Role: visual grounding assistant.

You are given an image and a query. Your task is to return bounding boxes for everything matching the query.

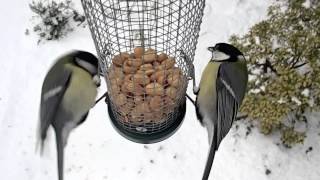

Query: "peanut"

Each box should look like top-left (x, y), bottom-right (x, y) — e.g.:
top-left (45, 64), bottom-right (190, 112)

top-left (134, 96), bottom-right (144, 104)
top-left (158, 53), bottom-right (168, 62)
top-left (166, 86), bottom-right (178, 99)
top-left (137, 69), bottom-right (155, 76)
top-left (145, 82), bottom-right (165, 96)
top-left (153, 61), bottom-right (161, 67)
top-left (155, 65), bottom-right (165, 71)
top-left (135, 102), bottom-right (151, 113)
top-left (157, 74), bottom-right (167, 85)
top-left (168, 67), bottom-right (182, 76)
top-left (108, 65), bottom-right (124, 78)
top-left (163, 96), bottom-right (175, 114)
top-left (161, 57), bottom-right (175, 69)
top-left (133, 73), bottom-right (150, 86)
top-left (126, 81), bottom-right (145, 95)
top-left (167, 74), bottom-right (181, 88)
top-left (163, 96), bottom-right (174, 106)
top-left (121, 81), bottom-right (129, 93)
top-left (131, 102), bottom-right (151, 123)
top-left (134, 47), bottom-right (144, 58)
top-left (110, 81), bottom-right (120, 94)
top-left (111, 77), bottom-right (123, 86)
top-left (155, 70), bottom-right (167, 77)
top-left (145, 69), bottom-right (156, 76)
top-left (114, 93), bottom-right (127, 106)
top-left (139, 64), bottom-right (153, 71)
top-left (124, 74), bottom-right (133, 82)
top-left (112, 54), bottom-right (125, 67)
top-left (150, 70), bottom-right (167, 81)
top-left (119, 101), bottom-right (134, 116)
top-left (120, 52), bottom-right (130, 59)
top-left (149, 96), bottom-right (163, 110)
top-left (130, 113), bottom-right (143, 123)
top-left (123, 61), bottom-right (138, 74)
top-left (142, 50), bottom-right (157, 63)
top-left (127, 58), bottom-right (143, 67)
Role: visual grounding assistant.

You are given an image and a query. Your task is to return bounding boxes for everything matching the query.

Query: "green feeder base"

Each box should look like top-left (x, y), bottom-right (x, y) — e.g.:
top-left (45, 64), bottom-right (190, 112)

top-left (105, 94), bottom-right (186, 144)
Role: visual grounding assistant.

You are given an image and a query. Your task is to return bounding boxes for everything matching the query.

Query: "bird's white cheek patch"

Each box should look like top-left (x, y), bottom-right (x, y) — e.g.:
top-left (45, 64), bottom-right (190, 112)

top-left (43, 86), bottom-right (63, 101)
top-left (76, 58), bottom-right (97, 75)
top-left (212, 51), bottom-right (230, 61)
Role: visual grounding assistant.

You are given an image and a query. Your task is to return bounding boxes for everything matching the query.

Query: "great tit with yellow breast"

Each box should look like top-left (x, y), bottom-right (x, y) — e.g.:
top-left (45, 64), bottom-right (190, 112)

top-left (38, 50), bottom-right (101, 180)
top-left (193, 43), bottom-right (248, 180)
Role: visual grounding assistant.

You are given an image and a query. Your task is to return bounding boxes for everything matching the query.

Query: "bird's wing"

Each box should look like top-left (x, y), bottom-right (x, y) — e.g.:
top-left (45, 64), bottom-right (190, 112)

top-left (201, 64), bottom-right (240, 180)
top-left (39, 67), bottom-right (72, 150)
top-left (216, 62), bottom-right (247, 144)
top-left (218, 62), bottom-right (248, 104)
top-left (216, 77), bottom-right (238, 146)
top-left (202, 80), bottom-right (238, 180)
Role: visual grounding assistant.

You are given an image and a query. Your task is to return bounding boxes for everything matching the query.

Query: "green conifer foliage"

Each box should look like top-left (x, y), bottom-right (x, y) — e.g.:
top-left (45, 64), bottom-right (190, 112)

top-left (230, 0), bottom-right (319, 146)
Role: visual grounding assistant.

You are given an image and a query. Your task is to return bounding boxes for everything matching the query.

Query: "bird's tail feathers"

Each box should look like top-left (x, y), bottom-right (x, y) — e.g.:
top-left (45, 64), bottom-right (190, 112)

top-left (202, 126), bottom-right (217, 180)
top-left (35, 119), bottom-right (46, 156)
top-left (35, 139), bottom-right (45, 156)
top-left (55, 131), bottom-right (64, 180)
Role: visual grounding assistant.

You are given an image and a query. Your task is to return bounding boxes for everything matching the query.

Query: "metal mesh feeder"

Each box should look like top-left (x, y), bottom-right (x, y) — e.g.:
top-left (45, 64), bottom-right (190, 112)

top-left (81, 0), bottom-right (205, 143)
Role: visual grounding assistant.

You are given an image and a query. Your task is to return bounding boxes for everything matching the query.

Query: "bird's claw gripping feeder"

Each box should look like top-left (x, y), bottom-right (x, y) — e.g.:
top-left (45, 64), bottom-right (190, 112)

top-left (81, 0), bottom-right (205, 143)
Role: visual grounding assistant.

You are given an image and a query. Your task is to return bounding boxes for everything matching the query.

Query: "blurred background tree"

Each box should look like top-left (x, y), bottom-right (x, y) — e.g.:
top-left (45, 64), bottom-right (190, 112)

top-left (230, 0), bottom-right (320, 147)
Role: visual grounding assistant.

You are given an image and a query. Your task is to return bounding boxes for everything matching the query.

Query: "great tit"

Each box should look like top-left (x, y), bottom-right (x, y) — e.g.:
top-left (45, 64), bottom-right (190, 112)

top-left (38, 50), bottom-right (101, 180)
top-left (193, 43), bottom-right (248, 180)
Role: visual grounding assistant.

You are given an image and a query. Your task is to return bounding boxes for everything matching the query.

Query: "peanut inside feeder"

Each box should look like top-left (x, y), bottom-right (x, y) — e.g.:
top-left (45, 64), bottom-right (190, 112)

top-left (108, 47), bottom-right (186, 125)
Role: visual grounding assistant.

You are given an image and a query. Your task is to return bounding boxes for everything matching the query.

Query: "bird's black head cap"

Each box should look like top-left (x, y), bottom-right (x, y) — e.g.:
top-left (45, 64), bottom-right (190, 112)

top-left (73, 50), bottom-right (101, 86)
top-left (73, 51), bottom-right (100, 75)
top-left (208, 43), bottom-right (245, 62)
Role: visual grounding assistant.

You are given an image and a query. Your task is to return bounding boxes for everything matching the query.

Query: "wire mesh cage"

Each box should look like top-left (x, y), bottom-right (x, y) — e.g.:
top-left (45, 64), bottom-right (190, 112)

top-left (81, 0), bottom-right (205, 143)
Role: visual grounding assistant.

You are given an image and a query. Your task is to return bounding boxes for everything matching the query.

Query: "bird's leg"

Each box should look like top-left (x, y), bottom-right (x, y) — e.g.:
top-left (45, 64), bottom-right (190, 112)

top-left (193, 86), bottom-right (200, 95)
top-left (188, 76), bottom-right (199, 95)
top-left (95, 91), bottom-right (108, 105)
top-left (192, 74), bottom-right (199, 94)
top-left (188, 64), bottom-right (199, 95)
top-left (186, 93), bottom-right (195, 106)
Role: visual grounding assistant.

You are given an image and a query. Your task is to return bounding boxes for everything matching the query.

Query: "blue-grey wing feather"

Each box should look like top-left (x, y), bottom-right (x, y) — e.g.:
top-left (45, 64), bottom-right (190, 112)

top-left (216, 78), bottom-right (238, 146)
top-left (218, 62), bottom-right (247, 104)
top-left (40, 68), bottom-right (72, 141)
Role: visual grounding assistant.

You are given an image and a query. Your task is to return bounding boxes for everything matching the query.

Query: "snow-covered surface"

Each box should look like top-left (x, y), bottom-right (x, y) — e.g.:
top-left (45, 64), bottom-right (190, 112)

top-left (1, 0), bottom-right (320, 180)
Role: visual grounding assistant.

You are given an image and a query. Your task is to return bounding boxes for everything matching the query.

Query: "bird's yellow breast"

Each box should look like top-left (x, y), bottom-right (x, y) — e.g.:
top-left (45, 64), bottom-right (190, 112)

top-left (197, 62), bottom-right (221, 113)
top-left (63, 65), bottom-right (97, 116)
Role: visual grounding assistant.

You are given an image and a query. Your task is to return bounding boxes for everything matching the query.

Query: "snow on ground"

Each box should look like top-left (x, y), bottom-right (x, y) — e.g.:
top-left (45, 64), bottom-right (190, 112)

top-left (0, 0), bottom-right (319, 180)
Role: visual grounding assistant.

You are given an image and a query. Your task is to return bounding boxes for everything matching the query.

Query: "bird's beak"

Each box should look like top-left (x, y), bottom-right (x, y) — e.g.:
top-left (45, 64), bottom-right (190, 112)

top-left (93, 75), bottom-right (101, 87)
top-left (208, 46), bottom-right (217, 61)
top-left (207, 46), bottom-right (216, 52)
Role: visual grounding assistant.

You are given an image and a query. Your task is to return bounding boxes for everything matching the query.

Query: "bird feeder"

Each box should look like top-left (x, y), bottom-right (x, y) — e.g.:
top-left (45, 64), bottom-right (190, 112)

top-left (81, 0), bottom-right (205, 143)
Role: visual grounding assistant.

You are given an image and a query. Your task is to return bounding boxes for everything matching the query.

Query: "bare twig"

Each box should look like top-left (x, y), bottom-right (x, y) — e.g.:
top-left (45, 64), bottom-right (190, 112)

top-left (235, 114), bottom-right (248, 121)
top-left (256, 58), bottom-right (278, 75)
top-left (292, 62), bottom-right (308, 69)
